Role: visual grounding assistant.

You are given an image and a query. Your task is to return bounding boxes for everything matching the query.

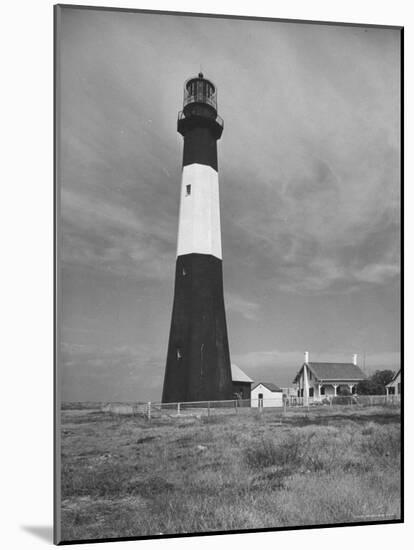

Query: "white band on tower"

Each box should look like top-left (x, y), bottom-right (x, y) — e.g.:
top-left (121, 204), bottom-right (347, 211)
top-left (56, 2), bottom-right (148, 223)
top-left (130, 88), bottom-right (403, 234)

top-left (176, 163), bottom-right (222, 259)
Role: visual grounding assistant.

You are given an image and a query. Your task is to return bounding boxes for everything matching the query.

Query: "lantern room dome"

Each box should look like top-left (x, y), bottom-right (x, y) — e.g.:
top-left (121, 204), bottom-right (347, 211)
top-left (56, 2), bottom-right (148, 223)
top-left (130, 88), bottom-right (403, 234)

top-left (183, 73), bottom-right (217, 113)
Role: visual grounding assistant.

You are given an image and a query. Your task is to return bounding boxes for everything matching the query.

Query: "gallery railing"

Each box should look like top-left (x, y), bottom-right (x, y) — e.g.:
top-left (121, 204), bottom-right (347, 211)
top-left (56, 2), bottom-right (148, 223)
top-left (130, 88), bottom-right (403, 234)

top-left (177, 109), bottom-right (224, 129)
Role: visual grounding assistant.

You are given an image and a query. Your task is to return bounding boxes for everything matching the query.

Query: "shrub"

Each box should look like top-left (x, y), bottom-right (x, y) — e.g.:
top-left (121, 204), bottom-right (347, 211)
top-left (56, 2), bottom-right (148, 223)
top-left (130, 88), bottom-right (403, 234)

top-left (244, 434), bottom-right (302, 470)
top-left (331, 396), bottom-right (353, 405)
top-left (360, 425), bottom-right (400, 463)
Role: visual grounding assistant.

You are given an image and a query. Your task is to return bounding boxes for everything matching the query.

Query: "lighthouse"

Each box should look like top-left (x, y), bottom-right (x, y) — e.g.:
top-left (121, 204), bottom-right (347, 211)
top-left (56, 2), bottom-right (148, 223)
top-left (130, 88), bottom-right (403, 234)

top-left (162, 73), bottom-right (233, 403)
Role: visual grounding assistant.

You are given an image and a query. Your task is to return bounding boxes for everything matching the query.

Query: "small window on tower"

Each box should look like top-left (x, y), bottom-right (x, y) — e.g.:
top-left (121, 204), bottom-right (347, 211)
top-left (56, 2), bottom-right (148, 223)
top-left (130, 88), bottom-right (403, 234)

top-left (177, 348), bottom-right (182, 360)
top-left (186, 184), bottom-right (191, 196)
top-left (182, 267), bottom-right (187, 276)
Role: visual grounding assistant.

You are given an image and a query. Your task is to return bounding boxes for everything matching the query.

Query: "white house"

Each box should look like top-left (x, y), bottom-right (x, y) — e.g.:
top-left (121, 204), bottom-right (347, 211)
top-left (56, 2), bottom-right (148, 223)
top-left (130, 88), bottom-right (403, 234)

top-left (293, 352), bottom-right (366, 405)
top-left (385, 369), bottom-right (401, 396)
top-left (251, 382), bottom-right (283, 408)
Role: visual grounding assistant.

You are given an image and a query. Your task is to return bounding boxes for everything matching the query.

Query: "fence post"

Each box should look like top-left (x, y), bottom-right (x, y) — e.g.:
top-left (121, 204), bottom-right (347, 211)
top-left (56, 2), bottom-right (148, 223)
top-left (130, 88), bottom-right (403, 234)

top-left (177, 402), bottom-right (180, 415)
top-left (208, 401), bottom-right (210, 418)
top-left (235, 400), bottom-right (238, 414)
top-left (147, 401), bottom-right (151, 422)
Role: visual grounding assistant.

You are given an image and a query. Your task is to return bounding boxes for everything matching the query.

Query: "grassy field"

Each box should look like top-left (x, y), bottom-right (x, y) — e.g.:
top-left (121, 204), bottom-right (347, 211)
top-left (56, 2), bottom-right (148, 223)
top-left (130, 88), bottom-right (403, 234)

top-left (60, 405), bottom-right (401, 542)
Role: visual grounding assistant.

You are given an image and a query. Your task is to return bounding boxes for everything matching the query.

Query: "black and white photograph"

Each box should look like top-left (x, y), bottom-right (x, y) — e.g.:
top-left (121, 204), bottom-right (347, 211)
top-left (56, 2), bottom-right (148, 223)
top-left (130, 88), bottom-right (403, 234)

top-left (54, 5), bottom-right (402, 544)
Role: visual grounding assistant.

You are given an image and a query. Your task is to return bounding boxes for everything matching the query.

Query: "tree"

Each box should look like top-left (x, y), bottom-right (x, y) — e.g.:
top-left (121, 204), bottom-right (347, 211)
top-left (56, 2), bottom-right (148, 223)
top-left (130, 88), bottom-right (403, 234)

top-left (357, 369), bottom-right (395, 395)
top-left (371, 370), bottom-right (395, 389)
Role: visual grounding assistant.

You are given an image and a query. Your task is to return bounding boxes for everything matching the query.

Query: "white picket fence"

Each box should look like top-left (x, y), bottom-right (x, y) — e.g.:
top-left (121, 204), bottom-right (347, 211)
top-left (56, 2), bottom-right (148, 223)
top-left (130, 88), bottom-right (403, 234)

top-left (101, 394), bottom-right (400, 420)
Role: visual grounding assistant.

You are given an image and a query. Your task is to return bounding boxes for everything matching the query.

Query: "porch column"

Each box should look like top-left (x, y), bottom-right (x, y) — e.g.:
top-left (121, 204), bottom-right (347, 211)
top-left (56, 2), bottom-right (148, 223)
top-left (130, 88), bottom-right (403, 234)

top-left (318, 384), bottom-right (322, 399)
top-left (333, 384), bottom-right (338, 397)
top-left (303, 365), bottom-right (309, 406)
top-left (348, 384), bottom-right (354, 395)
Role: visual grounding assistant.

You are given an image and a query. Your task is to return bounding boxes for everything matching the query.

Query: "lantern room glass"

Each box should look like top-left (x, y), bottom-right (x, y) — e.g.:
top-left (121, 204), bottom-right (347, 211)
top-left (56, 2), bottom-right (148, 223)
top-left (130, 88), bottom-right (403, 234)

top-left (183, 74), bottom-right (217, 111)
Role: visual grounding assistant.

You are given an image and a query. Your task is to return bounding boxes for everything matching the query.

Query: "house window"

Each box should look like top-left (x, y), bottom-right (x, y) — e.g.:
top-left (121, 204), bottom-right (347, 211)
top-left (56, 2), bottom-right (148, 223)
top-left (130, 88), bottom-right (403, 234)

top-left (397, 383), bottom-right (401, 394)
top-left (186, 184), bottom-right (191, 196)
top-left (388, 386), bottom-right (395, 395)
top-left (320, 386), bottom-right (325, 395)
top-left (309, 387), bottom-right (314, 397)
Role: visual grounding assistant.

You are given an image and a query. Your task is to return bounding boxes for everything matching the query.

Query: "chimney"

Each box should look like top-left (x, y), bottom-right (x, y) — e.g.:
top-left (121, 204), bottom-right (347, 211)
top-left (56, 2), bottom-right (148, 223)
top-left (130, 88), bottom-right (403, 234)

top-left (353, 353), bottom-right (358, 365)
top-left (304, 351), bottom-right (309, 364)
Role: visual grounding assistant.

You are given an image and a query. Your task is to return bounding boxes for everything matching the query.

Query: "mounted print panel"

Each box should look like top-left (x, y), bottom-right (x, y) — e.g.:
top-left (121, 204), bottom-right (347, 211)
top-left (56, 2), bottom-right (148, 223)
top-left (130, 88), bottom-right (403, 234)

top-left (54, 5), bottom-right (403, 545)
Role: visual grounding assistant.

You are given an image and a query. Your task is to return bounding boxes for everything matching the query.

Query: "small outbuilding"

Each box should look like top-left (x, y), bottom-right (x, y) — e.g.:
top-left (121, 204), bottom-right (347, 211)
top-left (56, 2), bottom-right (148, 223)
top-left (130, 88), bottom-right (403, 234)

top-left (251, 382), bottom-right (283, 408)
top-left (231, 363), bottom-right (253, 402)
top-left (385, 369), bottom-right (401, 396)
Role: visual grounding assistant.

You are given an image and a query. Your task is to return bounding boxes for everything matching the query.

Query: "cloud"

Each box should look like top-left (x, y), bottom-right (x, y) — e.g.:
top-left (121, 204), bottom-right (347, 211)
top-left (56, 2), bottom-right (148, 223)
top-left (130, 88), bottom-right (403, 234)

top-left (355, 263), bottom-right (400, 284)
top-left (61, 342), bottom-right (165, 401)
top-left (233, 349), bottom-right (400, 369)
top-left (224, 146), bottom-right (400, 295)
top-left (61, 186), bottom-right (177, 281)
top-left (232, 349), bottom-right (304, 370)
top-left (225, 292), bottom-right (261, 321)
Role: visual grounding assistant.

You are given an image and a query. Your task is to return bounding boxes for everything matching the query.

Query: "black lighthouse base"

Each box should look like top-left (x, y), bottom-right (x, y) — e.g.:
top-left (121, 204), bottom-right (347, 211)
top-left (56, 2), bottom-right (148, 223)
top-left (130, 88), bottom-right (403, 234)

top-left (162, 253), bottom-right (233, 403)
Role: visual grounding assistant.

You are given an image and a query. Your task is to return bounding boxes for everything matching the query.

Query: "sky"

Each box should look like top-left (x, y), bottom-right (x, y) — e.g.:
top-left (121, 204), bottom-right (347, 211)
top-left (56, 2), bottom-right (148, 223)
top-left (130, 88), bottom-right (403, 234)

top-left (58, 7), bottom-right (401, 402)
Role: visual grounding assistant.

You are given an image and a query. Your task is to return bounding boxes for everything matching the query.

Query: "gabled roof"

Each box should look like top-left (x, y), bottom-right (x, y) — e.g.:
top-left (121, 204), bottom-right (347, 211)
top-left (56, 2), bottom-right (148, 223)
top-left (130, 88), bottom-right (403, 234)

top-left (293, 362), bottom-right (366, 383)
top-left (231, 363), bottom-right (253, 383)
top-left (252, 382), bottom-right (283, 392)
top-left (386, 369), bottom-right (401, 386)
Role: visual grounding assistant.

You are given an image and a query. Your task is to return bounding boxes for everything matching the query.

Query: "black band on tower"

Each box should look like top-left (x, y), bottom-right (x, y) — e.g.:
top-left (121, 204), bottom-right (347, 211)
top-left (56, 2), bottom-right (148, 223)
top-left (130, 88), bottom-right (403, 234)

top-left (162, 254), bottom-right (233, 403)
top-left (182, 127), bottom-right (218, 171)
